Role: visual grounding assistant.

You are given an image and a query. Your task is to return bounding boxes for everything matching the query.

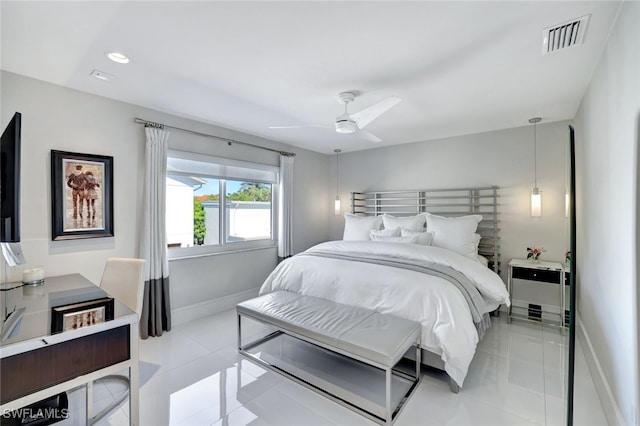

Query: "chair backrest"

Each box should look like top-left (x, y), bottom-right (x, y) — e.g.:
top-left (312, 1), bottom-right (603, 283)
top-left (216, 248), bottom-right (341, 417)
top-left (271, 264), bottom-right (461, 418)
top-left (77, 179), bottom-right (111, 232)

top-left (99, 258), bottom-right (146, 316)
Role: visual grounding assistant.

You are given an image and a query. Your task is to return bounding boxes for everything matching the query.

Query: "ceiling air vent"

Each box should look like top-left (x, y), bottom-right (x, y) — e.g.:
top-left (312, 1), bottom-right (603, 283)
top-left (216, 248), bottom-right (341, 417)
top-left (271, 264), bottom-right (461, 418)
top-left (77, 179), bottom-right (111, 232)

top-left (542, 15), bottom-right (590, 55)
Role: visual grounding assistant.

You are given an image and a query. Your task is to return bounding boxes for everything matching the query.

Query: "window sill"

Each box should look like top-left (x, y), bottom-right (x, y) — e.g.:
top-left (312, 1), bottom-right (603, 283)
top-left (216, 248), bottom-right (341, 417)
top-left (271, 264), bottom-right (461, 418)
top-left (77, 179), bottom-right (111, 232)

top-left (168, 243), bottom-right (277, 261)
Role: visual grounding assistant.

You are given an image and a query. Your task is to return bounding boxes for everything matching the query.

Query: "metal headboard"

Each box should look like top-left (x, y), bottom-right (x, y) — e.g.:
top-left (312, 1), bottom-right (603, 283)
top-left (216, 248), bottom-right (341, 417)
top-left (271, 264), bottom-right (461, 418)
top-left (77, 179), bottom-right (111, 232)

top-left (350, 186), bottom-right (500, 273)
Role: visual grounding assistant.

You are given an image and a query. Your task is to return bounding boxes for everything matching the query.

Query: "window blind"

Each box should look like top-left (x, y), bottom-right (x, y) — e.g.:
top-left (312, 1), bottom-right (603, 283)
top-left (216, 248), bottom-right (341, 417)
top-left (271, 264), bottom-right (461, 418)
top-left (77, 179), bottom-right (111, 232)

top-left (167, 149), bottom-right (279, 183)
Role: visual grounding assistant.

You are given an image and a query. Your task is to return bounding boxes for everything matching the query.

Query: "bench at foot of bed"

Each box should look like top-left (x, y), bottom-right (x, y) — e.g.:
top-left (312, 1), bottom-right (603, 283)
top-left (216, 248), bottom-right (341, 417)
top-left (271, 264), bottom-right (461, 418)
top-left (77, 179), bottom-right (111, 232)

top-left (236, 291), bottom-right (422, 425)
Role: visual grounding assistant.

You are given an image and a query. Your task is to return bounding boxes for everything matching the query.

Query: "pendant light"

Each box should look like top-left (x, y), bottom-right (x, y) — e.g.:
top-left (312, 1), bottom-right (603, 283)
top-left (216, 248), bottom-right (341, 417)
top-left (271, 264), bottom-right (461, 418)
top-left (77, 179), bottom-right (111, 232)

top-left (529, 117), bottom-right (542, 217)
top-left (334, 149), bottom-right (341, 215)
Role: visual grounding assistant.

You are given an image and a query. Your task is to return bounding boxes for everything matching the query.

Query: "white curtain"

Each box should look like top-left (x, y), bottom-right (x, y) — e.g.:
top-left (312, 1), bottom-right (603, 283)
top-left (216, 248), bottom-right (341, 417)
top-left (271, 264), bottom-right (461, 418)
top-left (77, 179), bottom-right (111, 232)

top-left (278, 154), bottom-right (295, 258)
top-left (139, 126), bottom-right (171, 339)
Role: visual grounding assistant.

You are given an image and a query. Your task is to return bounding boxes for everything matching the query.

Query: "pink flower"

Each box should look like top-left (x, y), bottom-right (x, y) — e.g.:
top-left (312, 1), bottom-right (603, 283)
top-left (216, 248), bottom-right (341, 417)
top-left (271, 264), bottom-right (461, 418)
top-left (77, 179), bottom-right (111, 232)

top-left (527, 246), bottom-right (546, 260)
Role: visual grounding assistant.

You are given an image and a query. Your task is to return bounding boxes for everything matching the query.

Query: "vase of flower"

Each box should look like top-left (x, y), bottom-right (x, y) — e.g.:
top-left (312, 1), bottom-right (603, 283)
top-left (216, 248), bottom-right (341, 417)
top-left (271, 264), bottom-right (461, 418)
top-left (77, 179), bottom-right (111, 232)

top-left (527, 246), bottom-right (545, 263)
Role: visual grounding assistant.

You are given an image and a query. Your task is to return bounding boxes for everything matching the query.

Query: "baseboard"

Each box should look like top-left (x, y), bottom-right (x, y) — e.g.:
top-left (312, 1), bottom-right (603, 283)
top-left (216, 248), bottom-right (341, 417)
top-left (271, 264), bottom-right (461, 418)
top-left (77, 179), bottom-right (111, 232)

top-left (172, 288), bottom-right (259, 326)
top-left (577, 315), bottom-right (626, 426)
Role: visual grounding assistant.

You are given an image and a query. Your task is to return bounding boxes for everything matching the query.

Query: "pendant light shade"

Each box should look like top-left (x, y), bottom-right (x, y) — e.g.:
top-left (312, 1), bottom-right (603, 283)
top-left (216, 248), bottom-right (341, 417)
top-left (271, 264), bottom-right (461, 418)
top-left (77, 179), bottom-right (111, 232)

top-left (334, 149), bottom-right (341, 216)
top-left (529, 117), bottom-right (542, 217)
top-left (531, 187), bottom-right (542, 217)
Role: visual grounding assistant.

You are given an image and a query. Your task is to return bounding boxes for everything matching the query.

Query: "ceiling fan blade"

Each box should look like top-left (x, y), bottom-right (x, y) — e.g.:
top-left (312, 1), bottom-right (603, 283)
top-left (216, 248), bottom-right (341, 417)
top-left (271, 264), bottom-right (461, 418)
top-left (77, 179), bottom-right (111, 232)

top-left (351, 96), bottom-right (401, 129)
top-left (358, 130), bottom-right (382, 143)
top-left (269, 125), bottom-right (307, 129)
top-left (268, 124), bottom-right (331, 129)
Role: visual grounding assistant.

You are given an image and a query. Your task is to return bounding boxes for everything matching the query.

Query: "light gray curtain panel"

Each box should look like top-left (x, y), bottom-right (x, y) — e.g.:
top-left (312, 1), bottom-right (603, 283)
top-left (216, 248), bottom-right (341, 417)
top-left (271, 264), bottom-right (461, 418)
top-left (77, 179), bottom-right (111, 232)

top-left (278, 154), bottom-right (294, 258)
top-left (139, 126), bottom-right (172, 338)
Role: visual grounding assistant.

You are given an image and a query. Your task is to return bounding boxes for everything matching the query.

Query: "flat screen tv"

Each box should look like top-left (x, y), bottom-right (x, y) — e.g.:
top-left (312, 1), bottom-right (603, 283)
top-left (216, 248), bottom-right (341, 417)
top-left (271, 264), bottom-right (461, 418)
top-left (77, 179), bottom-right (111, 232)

top-left (1, 112), bottom-right (22, 242)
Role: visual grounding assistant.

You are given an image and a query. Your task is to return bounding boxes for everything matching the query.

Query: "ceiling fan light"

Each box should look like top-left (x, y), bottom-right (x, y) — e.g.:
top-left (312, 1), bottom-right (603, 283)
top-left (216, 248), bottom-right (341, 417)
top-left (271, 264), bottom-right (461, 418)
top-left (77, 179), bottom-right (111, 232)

top-left (335, 120), bottom-right (357, 134)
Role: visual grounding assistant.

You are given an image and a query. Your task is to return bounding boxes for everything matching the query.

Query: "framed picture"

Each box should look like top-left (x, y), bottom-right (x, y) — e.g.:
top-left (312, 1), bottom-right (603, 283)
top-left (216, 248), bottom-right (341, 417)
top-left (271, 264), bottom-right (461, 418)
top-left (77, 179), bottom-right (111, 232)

top-left (51, 297), bottom-right (114, 334)
top-left (51, 150), bottom-right (114, 240)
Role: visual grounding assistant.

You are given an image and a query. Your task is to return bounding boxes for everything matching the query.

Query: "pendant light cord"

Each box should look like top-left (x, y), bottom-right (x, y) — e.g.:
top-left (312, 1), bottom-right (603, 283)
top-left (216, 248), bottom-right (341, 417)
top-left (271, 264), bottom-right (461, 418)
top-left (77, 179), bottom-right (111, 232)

top-left (534, 121), bottom-right (538, 188)
top-left (334, 149), bottom-right (341, 197)
top-left (529, 117), bottom-right (541, 189)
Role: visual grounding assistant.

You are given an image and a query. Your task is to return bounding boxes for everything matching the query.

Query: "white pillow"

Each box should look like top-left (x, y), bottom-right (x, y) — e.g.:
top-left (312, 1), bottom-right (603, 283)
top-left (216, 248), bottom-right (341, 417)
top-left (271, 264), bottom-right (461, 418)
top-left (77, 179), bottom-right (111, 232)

top-left (370, 228), bottom-right (400, 239)
top-left (474, 233), bottom-right (481, 258)
top-left (478, 254), bottom-right (489, 268)
top-left (370, 235), bottom-right (419, 243)
top-left (343, 213), bottom-right (383, 241)
top-left (400, 228), bottom-right (435, 246)
top-left (426, 213), bottom-right (482, 259)
top-left (382, 214), bottom-right (426, 232)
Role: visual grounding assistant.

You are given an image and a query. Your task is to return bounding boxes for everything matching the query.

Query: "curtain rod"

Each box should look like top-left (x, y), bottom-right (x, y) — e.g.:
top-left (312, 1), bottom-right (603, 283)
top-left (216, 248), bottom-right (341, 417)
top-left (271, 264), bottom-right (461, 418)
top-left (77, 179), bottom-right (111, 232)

top-left (134, 118), bottom-right (296, 157)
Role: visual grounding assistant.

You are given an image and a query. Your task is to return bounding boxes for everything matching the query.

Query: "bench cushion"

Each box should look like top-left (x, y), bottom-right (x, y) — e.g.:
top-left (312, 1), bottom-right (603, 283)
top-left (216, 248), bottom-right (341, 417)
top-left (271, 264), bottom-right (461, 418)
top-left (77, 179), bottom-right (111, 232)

top-left (237, 291), bottom-right (421, 367)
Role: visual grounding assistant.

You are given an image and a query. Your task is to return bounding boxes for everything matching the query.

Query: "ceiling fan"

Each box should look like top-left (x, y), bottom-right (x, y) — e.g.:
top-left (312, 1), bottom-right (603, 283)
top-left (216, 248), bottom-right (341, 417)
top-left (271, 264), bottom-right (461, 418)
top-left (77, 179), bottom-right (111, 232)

top-left (269, 92), bottom-right (401, 143)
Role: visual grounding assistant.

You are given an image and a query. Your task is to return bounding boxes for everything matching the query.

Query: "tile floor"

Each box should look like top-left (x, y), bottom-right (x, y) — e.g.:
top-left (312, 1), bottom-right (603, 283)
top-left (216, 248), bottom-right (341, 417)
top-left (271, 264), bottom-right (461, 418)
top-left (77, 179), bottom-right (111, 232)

top-left (63, 310), bottom-right (608, 426)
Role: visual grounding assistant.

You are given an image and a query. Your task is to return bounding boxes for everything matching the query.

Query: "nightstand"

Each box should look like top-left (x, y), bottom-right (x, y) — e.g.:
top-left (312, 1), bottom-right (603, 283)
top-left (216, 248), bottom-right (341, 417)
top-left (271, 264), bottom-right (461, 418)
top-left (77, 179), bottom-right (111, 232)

top-left (507, 258), bottom-right (566, 330)
top-left (564, 265), bottom-right (571, 325)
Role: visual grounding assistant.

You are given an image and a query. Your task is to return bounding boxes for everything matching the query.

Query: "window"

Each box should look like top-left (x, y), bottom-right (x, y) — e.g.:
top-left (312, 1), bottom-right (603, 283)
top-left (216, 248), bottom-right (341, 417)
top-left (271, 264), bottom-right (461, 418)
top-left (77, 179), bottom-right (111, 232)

top-left (165, 150), bottom-right (278, 257)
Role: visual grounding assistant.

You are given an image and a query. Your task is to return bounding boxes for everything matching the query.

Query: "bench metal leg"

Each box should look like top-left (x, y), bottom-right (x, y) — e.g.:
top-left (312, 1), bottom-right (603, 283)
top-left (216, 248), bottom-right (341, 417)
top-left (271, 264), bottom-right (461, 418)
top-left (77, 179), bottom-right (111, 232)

top-left (237, 312), bottom-right (242, 350)
top-left (386, 367), bottom-right (392, 425)
top-left (415, 340), bottom-right (421, 381)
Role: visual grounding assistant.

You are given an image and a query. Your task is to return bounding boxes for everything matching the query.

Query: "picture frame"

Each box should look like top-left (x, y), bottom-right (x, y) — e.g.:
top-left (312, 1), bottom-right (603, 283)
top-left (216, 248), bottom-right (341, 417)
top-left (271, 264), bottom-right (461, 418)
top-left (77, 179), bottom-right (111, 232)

top-left (51, 150), bottom-right (114, 240)
top-left (51, 297), bottom-right (114, 334)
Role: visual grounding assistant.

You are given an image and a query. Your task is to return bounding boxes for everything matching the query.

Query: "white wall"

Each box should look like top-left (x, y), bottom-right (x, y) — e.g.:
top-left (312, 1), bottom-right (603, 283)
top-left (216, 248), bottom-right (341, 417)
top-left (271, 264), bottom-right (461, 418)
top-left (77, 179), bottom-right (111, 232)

top-left (0, 71), bottom-right (330, 316)
top-left (573, 2), bottom-right (639, 424)
top-left (166, 177), bottom-right (194, 247)
top-left (1, 72), bottom-right (145, 284)
top-left (226, 202), bottom-right (271, 240)
top-left (330, 121), bottom-right (571, 283)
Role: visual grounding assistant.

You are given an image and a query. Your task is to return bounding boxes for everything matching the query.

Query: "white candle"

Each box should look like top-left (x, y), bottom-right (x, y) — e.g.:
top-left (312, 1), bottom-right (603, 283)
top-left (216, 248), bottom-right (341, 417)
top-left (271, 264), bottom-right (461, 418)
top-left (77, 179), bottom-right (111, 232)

top-left (23, 267), bottom-right (44, 283)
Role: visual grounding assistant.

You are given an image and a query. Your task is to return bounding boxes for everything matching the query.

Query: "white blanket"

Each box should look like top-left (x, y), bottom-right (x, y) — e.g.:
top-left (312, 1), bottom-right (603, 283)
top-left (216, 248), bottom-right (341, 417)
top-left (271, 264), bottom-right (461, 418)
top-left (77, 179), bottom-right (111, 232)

top-left (259, 241), bottom-right (509, 387)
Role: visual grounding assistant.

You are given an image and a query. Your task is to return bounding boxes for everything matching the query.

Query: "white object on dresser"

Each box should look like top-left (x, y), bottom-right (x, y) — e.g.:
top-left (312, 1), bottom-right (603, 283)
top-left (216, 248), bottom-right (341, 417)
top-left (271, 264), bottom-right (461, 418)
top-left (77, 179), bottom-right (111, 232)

top-left (22, 267), bottom-right (45, 283)
top-left (507, 258), bottom-right (566, 331)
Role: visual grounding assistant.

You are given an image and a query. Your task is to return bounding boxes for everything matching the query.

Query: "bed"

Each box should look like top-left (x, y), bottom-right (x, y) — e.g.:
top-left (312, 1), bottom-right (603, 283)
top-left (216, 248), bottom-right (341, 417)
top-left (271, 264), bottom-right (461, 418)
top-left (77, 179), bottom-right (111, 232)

top-left (259, 187), bottom-right (509, 391)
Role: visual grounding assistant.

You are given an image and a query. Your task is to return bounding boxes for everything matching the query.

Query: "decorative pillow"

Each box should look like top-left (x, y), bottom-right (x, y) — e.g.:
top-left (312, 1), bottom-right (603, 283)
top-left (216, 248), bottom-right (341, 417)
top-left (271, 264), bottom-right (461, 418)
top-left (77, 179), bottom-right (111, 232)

top-left (370, 228), bottom-right (400, 239)
top-left (343, 213), bottom-right (383, 241)
top-left (426, 213), bottom-right (483, 259)
top-left (400, 228), bottom-right (435, 246)
top-left (370, 235), bottom-right (419, 243)
top-left (382, 214), bottom-right (426, 232)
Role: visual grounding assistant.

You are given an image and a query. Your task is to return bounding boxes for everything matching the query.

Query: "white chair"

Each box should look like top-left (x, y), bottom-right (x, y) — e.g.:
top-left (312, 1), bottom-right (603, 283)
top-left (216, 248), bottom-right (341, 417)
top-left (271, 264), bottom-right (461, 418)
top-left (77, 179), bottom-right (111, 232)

top-left (90, 257), bottom-right (145, 425)
top-left (99, 258), bottom-right (146, 317)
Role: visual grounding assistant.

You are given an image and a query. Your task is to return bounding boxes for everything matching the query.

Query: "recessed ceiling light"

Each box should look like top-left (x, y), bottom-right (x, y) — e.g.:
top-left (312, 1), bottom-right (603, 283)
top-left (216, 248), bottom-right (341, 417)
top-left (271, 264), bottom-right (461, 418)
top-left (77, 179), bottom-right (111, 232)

top-left (106, 52), bottom-right (130, 64)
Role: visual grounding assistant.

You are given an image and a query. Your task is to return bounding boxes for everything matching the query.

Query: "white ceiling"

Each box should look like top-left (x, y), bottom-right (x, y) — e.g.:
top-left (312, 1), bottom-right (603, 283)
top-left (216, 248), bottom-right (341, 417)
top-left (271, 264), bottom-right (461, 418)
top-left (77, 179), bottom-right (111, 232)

top-left (1, 1), bottom-right (622, 154)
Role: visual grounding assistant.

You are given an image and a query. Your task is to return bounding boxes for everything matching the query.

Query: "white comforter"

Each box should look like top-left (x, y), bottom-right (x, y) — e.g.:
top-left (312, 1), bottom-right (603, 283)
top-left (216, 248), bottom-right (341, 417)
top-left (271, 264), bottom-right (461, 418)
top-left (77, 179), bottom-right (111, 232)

top-left (259, 240), bottom-right (510, 387)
